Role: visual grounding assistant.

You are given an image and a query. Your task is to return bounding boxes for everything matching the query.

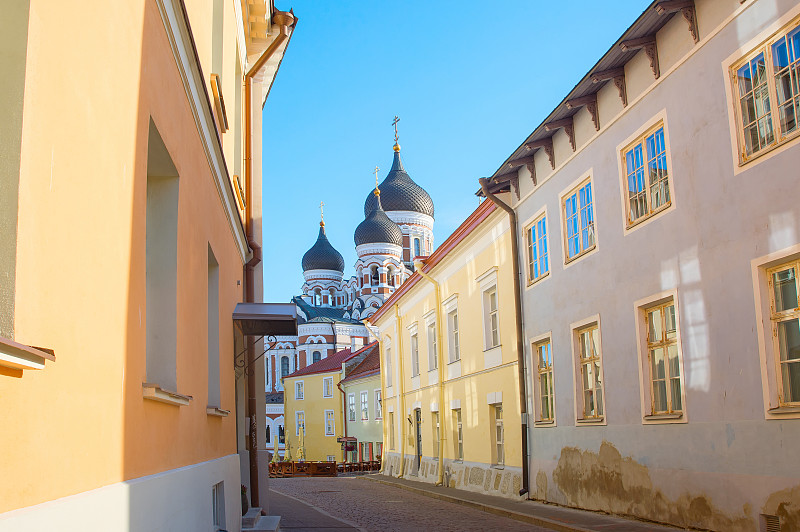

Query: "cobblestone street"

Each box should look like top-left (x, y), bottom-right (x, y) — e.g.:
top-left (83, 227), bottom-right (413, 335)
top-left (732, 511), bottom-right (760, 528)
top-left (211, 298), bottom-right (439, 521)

top-left (270, 476), bottom-right (550, 531)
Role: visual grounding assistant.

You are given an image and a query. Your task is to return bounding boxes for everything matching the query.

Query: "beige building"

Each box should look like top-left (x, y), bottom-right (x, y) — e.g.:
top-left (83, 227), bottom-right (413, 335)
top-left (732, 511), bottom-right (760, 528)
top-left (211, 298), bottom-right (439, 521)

top-left (0, 1), bottom-right (295, 530)
top-left (369, 200), bottom-right (526, 499)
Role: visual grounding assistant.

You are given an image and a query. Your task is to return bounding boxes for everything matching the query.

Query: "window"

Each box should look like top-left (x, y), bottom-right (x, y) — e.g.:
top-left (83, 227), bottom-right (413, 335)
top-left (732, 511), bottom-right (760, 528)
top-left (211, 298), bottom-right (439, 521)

top-left (281, 356), bottom-right (289, 378)
top-left (371, 265), bottom-right (379, 285)
top-left (575, 324), bottom-right (604, 420)
top-left (361, 391), bottom-right (369, 421)
top-left (646, 301), bottom-right (683, 415)
top-left (375, 389), bottom-right (382, 419)
top-left (563, 179), bottom-right (595, 261)
top-left (411, 332), bottom-right (420, 377)
top-left (314, 288), bottom-right (322, 306)
top-left (447, 308), bottom-right (460, 362)
top-left (768, 261), bottom-right (800, 405)
top-left (484, 288), bottom-right (500, 349)
top-left (427, 320), bottom-right (437, 370)
top-left (432, 412), bottom-right (440, 458)
top-left (535, 339), bottom-right (555, 422)
top-left (296, 411), bottom-right (305, 436)
top-left (414, 238), bottom-right (421, 258)
top-left (207, 246), bottom-right (221, 408)
top-left (388, 266), bottom-right (395, 287)
top-left (348, 393), bottom-right (356, 421)
top-left (526, 213), bottom-right (549, 283)
top-left (278, 424), bottom-right (285, 444)
top-left (494, 405), bottom-right (504, 466)
top-left (325, 410), bottom-right (335, 436)
top-left (312, 351), bottom-right (321, 364)
top-left (389, 412), bottom-right (395, 449)
top-left (323, 377), bottom-right (333, 398)
top-left (212, 481), bottom-right (225, 531)
top-left (384, 341), bottom-right (393, 385)
top-left (731, 20), bottom-right (800, 163)
top-left (295, 381), bottom-right (304, 400)
top-left (622, 124), bottom-right (670, 226)
top-left (266, 425), bottom-right (271, 443)
top-left (455, 409), bottom-right (463, 460)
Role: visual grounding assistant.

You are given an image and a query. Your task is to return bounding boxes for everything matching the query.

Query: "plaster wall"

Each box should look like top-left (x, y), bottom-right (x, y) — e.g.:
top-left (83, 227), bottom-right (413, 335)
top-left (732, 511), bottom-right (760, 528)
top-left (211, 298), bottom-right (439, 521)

top-left (514, 1), bottom-right (800, 528)
top-left (341, 374), bottom-right (383, 458)
top-left (284, 371), bottom-right (344, 461)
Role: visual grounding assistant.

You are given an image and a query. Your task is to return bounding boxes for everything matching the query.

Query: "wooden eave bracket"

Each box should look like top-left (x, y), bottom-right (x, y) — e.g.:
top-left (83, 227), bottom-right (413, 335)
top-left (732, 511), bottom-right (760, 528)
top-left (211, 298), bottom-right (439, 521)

top-left (655, 0), bottom-right (699, 43)
top-left (592, 68), bottom-right (627, 107)
top-left (566, 94), bottom-right (599, 131)
top-left (492, 171), bottom-right (520, 199)
top-left (506, 154), bottom-right (537, 186)
top-left (545, 117), bottom-right (576, 151)
top-left (525, 137), bottom-right (555, 169)
top-left (620, 36), bottom-right (660, 79)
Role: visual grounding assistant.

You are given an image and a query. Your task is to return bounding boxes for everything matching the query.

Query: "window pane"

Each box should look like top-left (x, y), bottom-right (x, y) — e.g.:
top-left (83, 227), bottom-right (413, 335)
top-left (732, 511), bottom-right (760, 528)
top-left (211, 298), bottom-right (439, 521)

top-left (782, 360), bottom-right (800, 403)
top-left (737, 63), bottom-right (753, 96)
top-left (777, 318), bottom-right (800, 363)
top-left (651, 347), bottom-right (666, 379)
top-left (670, 375), bottom-right (683, 411)
top-left (648, 308), bottom-right (663, 342)
top-left (668, 344), bottom-right (680, 378)
top-left (665, 304), bottom-right (677, 341)
top-left (595, 387), bottom-right (604, 416)
top-left (772, 267), bottom-right (798, 312)
top-left (653, 380), bottom-right (667, 413)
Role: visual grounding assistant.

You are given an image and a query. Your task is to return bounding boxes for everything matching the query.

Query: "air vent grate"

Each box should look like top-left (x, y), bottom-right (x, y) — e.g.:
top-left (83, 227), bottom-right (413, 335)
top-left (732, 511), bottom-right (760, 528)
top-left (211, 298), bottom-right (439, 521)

top-left (762, 514), bottom-right (780, 532)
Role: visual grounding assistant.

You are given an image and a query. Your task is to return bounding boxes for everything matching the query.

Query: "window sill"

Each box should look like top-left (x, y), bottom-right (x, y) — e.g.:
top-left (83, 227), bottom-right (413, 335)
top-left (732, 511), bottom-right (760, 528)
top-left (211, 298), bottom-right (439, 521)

top-left (483, 344), bottom-right (502, 353)
top-left (534, 420), bottom-right (555, 426)
top-left (491, 465), bottom-right (505, 470)
top-left (526, 271), bottom-right (550, 288)
top-left (767, 405), bottom-right (800, 415)
top-left (576, 416), bottom-right (605, 424)
top-left (206, 406), bottom-right (230, 417)
top-left (564, 245), bottom-right (596, 267)
top-left (447, 358), bottom-right (461, 365)
top-left (643, 412), bottom-right (683, 423)
top-left (0, 337), bottom-right (55, 371)
top-left (143, 383), bottom-right (192, 406)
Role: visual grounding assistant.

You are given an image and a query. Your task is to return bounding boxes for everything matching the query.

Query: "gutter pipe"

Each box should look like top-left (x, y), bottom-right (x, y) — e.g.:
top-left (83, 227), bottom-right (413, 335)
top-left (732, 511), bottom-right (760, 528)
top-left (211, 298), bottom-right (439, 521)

top-left (413, 260), bottom-right (446, 487)
top-left (243, 11), bottom-right (293, 507)
top-left (478, 178), bottom-right (530, 497)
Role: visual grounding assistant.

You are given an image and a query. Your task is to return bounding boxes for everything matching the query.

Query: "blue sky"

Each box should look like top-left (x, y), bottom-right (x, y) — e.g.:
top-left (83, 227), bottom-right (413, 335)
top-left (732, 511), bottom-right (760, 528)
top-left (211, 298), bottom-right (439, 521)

top-left (261, 0), bottom-right (651, 303)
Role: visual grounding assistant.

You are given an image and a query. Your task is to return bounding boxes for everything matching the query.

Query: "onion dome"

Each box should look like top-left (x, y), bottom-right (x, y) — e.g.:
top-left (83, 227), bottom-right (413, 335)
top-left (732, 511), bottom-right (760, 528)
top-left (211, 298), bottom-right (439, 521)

top-left (364, 147), bottom-right (434, 218)
top-left (355, 192), bottom-right (403, 247)
top-left (302, 223), bottom-right (345, 272)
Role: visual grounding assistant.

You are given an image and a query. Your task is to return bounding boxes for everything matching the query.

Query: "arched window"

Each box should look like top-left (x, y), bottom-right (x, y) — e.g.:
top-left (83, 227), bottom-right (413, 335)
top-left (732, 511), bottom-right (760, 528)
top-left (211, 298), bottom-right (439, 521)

top-left (387, 266), bottom-right (395, 287)
top-left (281, 356), bottom-right (289, 378)
top-left (314, 288), bottom-right (322, 306)
top-left (278, 425), bottom-right (285, 444)
top-left (266, 425), bottom-right (271, 443)
top-left (414, 238), bottom-right (421, 258)
top-left (371, 265), bottom-right (379, 285)
top-left (312, 351), bottom-right (321, 364)
top-left (329, 288), bottom-right (335, 306)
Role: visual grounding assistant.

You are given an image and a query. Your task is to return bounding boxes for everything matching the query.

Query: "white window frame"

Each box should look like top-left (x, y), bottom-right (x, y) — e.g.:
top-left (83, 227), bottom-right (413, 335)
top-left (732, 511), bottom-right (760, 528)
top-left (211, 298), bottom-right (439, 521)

top-left (569, 316), bottom-right (607, 425)
top-left (752, 245), bottom-right (800, 419)
top-left (454, 408), bottom-right (463, 461)
top-left (444, 294), bottom-right (460, 363)
top-left (361, 390), bottom-right (369, 421)
top-left (634, 290), bottom-right (687, 424)
top-left (477, 268), bottom-right (500, 351)
top-left (617, 111), bottom-right (675, 233)
top-left (493, 404), bottom-right (504, 467)
top-left (383, 336), bottom-right (393, 388)
top-left (425, 310), bottom-right (437, 372)
top-left (409, 323), bottom-right (420, 377)
top-left (531, 333), bottom-right (556, 426)
top-left (324, 409), bottom-right (335, 436)
top-left (389, 412), bottom-right (395, 449)
top-left (212, 481), bottom-right (225, 531)
top-left (322, 376), bottom-right (333, 398)
top-left (295, 380), bottom-right (304, 400)
top-left (348, 393), bottom-right (356, 422)
top-left (432, 411), bottom-right (440, 458)
top-left (296, 410), bottom-right (305, 436)
top-left (375, 389), bottom-right (382, 420)
top-left (559, 172), bottom-right (597, 266)
top-left (524, 207), bottom-right (550, 285)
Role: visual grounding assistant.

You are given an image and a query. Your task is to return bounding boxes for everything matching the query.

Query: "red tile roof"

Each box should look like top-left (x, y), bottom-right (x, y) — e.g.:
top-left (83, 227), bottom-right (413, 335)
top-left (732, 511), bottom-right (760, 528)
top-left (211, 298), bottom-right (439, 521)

top-left (285, 342), bottom-right (377, 378)
top-left (340, 343), bottom-right (380, 383)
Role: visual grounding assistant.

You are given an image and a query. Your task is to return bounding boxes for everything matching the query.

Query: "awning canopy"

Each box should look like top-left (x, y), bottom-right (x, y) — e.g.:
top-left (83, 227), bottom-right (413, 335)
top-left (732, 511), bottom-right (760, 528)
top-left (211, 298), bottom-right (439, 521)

top-left (233, 302), bottom-right (297, 336)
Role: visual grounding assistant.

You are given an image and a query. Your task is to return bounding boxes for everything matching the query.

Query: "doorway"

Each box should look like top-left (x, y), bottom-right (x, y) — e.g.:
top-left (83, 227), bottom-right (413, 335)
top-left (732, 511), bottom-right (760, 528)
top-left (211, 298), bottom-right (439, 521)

top-left (414, 409), bottom-right (422, 475)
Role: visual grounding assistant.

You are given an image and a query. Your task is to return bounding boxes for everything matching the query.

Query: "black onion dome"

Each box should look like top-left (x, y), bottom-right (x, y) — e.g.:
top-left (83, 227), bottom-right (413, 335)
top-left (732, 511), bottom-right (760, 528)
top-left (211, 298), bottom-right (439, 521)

top-left (364, 150), bottom-right (434, 218)
top-left (355, 194), bottom-right (404, 247)
top-left (302, 224), bottom-right (345, 272)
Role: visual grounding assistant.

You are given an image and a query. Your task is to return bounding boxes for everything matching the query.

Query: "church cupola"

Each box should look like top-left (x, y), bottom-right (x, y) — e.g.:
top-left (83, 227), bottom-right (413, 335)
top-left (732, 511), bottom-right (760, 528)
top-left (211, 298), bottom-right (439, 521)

top-left (354, 189), bottom-right (403, 247)
top-left (301, 218), bottom-right (344, 274)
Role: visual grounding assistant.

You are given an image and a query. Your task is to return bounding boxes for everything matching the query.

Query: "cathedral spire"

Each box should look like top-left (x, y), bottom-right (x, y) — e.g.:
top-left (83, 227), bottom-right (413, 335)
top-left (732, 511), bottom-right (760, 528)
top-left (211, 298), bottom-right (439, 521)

top-left (392, 115), bottom-right (400, 152)
top-left (319, 200), bottom-right (325, 227)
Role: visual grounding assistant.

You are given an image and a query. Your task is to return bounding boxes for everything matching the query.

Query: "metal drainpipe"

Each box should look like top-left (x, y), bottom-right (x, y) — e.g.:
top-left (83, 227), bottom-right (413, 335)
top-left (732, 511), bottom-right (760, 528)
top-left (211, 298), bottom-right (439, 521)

top-left (394, 304), bottom-right (407, 478)
top-left (243, 11), bottom-right (293, 508)
top-left (478, 178), bottom-right (530, 497)
top-left (337, 381), bottom-right (348, 463)
top-left (413, 259), bottom-right (446, 487)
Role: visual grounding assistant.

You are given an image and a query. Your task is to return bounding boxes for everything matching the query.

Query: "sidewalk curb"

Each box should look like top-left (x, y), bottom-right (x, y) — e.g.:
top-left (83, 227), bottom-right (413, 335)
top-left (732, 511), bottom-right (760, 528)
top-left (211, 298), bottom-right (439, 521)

top-left (360, 475), bottom-right (593, 532)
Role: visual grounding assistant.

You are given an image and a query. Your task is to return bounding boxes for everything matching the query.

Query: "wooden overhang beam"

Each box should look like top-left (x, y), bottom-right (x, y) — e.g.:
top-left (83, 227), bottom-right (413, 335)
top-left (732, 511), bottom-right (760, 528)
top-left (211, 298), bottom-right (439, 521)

top-left (492, 170), bottom-right (520, 199)
top-left (591, 67), bottom-right (627, 107)
top-left (505, 154), bottom-right (537, 187)
top-left (544, 116), bottom-right (576, 152)
top-left (620, 35), bottom-right (660, 79)
top-left (655, 0), bottom-right (698, 43)
top-left (566, 93), bottom-right (599, 131)
top-left (524, 137), bottom-right (555, 170)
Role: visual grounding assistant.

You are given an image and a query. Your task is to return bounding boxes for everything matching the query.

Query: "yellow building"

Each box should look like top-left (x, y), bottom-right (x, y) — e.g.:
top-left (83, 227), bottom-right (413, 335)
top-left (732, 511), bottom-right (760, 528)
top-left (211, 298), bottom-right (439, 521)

top-left (369, 199), bottom-right (525, 499)
top-left (283, 343), bottom-right (379, 463)
top-left (0, 1), bottom-right (295, 530)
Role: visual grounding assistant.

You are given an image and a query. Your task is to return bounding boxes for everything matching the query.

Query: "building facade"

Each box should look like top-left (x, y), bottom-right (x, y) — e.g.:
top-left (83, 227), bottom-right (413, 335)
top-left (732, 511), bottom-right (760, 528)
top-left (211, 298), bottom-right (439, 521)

top-left (370, 200), bottom-right (525, 499)
top-left (340, 344), bottom-right (384, 463)
top-left (0, 1), bottom-right (294, 530)
top-left (481, 0), bottom-right (800, 529)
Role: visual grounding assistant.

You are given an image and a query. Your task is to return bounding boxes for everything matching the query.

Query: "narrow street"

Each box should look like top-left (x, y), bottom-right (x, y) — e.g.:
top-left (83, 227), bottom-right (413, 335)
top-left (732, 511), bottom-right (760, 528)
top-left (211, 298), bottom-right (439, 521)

top-left (270, 477), bottom-right (550, 531)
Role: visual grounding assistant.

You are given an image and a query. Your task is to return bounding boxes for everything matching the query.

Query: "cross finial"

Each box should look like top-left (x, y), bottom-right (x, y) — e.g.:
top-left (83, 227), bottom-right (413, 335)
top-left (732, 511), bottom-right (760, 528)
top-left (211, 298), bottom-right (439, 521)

top-left (373, 166), bottom-right (381, 197)
top-left (319, 201), bottom-right (325, 227)
top-left (392, 116), bottom-right (400, 151)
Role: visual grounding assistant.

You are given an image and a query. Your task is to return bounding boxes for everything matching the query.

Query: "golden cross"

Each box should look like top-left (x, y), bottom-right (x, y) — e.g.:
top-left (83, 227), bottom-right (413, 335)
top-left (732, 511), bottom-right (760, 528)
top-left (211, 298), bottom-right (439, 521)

top-left (319, 201), bottom-right (325, 222)
top-left (373, 166), bottom-right (380, 189)
top-left (392, 115), bottom-right (400, 144)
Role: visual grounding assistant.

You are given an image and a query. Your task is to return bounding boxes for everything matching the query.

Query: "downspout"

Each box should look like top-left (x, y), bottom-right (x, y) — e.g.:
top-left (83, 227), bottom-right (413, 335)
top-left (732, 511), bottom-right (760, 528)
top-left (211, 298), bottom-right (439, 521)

top-left (337, 381), bottom-right (348, 463)
top-left (243, 11), bottom-right (293, 507)
top-left (394, 304), bottom-right (407, 478)
top-left (478, 178), bottom-right (530, 497)
top-left (413, 260), bottom-right (446, 487)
